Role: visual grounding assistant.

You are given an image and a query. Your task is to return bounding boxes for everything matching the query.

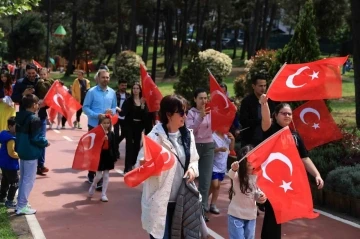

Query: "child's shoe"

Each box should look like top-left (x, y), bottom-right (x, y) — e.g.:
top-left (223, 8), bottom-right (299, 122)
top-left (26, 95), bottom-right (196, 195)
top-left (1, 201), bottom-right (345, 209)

top-left (88, 185), bottom-right (96, 197)
top-left (209, 204), bottom-right (220, 214)
top-left (5, 200), bottom-right (17, 209)
top-left (56, 125), bottom-right (61, 130)
top-left (100, 195), bottom-right (108, 202)
top-left (16, 205), bottom-right (36, 215)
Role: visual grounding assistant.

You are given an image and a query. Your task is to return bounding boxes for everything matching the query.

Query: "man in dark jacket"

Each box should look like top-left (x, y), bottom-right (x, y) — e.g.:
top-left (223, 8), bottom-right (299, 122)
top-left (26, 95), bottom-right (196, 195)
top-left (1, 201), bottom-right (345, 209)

top-left (114, 79), bottom-right (130, 156)
top-left (11, 63), bottom-right (49, 175)
top-left (239, 77), bottom-right (277, 147)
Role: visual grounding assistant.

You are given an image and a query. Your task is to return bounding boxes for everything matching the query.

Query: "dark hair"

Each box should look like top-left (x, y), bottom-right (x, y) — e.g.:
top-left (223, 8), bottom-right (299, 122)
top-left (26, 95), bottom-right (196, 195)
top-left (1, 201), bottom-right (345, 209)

top-left (219, 82), bottom-right (227, 91)
top-left (118, 79), bottom-right (127, 85)
top-left (1, 71), bottom-right (13, 91)
top-left (7, 116), bottom-right (16, 127)
top-left (251, 77), bottom-right (266, 85)
top-left (26, 63), bottom-right (37, 71)
top-left (159, 95), bottom-right (187, 125)
top-left (131, 83), bottom-right (142, 98)
top-left (272, 103), bottom-right (292, 121)
top-left (22, 94), bottom-right (39, 109)
top-left (229, 145), bottom-right (254, 200)
top-left (98, 115), bottom-right (112, 131)
top-left (193, 87), bottom-right (207, 98)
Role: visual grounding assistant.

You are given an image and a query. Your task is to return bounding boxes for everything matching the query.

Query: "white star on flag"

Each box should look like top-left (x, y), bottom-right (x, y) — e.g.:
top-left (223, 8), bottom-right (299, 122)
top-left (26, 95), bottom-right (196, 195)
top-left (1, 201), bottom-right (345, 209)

top-left (309, 71), bottom-right (319, 80)
top-left (312, 123), bottom-right (320, 129)
top-left (279, 180), bottom-right (293, 193)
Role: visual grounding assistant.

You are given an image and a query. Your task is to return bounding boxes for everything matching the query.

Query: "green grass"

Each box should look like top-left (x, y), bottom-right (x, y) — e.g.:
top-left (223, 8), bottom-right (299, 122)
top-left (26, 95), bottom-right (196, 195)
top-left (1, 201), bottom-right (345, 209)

top-left (330, 70), bottom-right (356, 127)
top-left (0, 206), bottom-right (16, 239)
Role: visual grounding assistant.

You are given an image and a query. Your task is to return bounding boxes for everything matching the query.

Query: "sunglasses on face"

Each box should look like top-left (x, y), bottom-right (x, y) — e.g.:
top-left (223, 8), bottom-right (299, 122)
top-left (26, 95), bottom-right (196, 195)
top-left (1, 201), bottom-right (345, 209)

top-left (279, 112), bottom-right (292, 117)
top-left (175, 110), bottom-right (186, 117)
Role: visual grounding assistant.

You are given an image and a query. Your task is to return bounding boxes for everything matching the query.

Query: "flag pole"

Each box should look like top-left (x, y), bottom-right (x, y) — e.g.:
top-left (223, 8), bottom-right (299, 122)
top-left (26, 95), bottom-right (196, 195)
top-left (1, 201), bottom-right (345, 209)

top-left (267, 63), bottom-right (287, 95)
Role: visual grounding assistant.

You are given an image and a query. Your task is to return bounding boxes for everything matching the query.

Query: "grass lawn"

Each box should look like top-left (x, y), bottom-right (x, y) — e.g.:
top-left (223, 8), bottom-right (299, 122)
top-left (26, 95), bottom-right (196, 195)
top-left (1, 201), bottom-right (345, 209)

top-left (0, 206), bottom-right (16, 239)
top-left (330, 70), bottom-right (356, 127)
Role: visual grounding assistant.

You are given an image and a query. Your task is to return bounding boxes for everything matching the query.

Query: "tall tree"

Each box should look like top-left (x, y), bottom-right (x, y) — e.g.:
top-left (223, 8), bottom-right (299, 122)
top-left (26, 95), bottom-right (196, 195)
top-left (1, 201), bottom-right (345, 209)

top-left (351, 0), bottom-right (360, 128)
top-left (65, 0), bottom-right (78, 76)
top-left (0, 0), bottom-right (40, 15)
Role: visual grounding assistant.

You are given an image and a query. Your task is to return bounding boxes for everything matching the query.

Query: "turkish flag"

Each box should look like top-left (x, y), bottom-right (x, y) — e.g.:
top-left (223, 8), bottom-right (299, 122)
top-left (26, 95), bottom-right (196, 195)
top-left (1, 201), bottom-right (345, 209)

top-left (209, 72), bottom-right (237, 134)
top-left (124, 134), bottom-right (175, 187)
top-left (43, 80), bottom-right (82, 127)
top-left (267, 56), bottom-right (348, 101)
top-left (140, 64), bottom-right (163, 112)
top-left (291, 100), bottom-right (342, 150)
top-left (247, 127), bottom-right (319, 224)
top-left (32, 60), bottom-right (42, 69)
top-left (47, 108), bottom-right (57, 123)
top-left (72, 125), bottom-right (106, 171)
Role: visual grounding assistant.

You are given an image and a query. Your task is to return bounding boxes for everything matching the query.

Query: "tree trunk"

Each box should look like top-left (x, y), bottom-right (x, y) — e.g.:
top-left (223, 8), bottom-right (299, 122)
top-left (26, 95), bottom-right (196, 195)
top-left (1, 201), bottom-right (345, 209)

top-left (351, 0), bottom-right (360, 128)
top-left (260, 0), bottom-right (269, 49)
top-left (232, 29), bottom-right (239, 59)
top-left (65, 0), bottom-right (78, 76)
top-left (128, 0), bottom-right (137, 51)
top-left (177, 0), bottom-right (188, 75)
top-left (248, 0), bottom-right (261, 57)
top-left (195, 0), bottom-right (201, 43)
top-left (262, 2), bottom-right (277, 49)
top-left (115, 0), bottom-right (124, 55)
top-left (215, 3), bottom-right (222, 51)
top-left (242, 28), bottom-right (249, 60)
top-left (151, 0), bottom-right (161, 81)
top-left (143, 23), bottom-right (154, 65)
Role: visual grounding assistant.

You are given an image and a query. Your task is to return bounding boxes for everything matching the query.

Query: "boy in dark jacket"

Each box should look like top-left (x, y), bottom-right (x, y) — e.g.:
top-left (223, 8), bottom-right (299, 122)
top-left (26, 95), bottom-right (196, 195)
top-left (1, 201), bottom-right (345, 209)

top-left (0, 117), bottom-right (19, 209)
top-left (15, 94), bottom-right (49, 215)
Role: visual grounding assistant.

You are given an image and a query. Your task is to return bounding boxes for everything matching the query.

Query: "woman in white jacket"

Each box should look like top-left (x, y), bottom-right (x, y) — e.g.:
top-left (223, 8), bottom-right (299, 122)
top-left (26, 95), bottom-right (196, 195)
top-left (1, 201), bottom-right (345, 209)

top-left (137, 94), bottom-right (200, 239)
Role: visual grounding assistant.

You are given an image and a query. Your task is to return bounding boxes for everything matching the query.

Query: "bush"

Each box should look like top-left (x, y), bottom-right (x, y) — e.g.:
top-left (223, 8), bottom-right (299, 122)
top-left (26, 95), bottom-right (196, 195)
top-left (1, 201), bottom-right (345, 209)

top-left (233, 50), bottom-right (277, 98)
top-left (113, 51), bottom-right (144, 85)
top-left (325, 164), bottom-right (360, 198)
top-left (174, 49), bottom-right (232, 101)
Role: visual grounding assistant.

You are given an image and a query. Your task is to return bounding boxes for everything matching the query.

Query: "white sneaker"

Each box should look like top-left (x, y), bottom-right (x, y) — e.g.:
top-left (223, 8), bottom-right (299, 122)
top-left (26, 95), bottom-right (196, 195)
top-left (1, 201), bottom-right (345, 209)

top-left (100, 195), bottom-right (108, 202)
top-left (56, 125), bottom-right (61, 130)
top-left (16, 205), bottom-right (36, 215)
top-left (88, 185), bottom-right (96, 197)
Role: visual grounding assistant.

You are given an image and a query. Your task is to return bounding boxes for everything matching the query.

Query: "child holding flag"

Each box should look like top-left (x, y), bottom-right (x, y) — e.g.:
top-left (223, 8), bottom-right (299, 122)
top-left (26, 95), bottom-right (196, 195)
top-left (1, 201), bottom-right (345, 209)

top-left (88, 115), bottom-right (117, 202)
top-left (228, 145), bottom-right (267, 239)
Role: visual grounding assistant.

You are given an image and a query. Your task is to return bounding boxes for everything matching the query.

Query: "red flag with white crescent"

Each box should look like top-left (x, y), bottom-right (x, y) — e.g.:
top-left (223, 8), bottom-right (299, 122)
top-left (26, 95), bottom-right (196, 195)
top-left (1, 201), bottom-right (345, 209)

top-left (247, 127), bottom-right (319, 224)
top-left (140, 64), bottom-right (163, 112)
top-left (267, 56), bottom-right (348, 101)
top-left (72, 125), bottom-right (106, 171)
top-left (43, 80), bottom-right (82, 127)
top-left (209, 72), bottom-right (237, 134)
top-left (291, 100), bottom-right (342, 150)
top-left (124, 134), bottom-right (175, 187)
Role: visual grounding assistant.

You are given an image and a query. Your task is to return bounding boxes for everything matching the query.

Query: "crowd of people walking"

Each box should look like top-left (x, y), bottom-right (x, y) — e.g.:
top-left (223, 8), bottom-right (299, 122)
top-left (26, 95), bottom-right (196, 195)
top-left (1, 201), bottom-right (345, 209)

top-left (0, 62), bottom-right (325, 239)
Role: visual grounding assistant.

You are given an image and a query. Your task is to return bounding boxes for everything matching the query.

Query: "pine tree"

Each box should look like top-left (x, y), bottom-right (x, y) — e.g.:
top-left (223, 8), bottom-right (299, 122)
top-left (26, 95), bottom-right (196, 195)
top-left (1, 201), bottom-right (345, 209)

top-left (270, 0), bottom-right (321, 76)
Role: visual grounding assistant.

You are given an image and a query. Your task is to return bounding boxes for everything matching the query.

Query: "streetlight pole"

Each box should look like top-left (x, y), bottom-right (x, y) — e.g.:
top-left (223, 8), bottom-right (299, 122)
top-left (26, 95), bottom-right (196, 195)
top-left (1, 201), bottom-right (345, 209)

top-left (45, 0), bottom-right (51, 68)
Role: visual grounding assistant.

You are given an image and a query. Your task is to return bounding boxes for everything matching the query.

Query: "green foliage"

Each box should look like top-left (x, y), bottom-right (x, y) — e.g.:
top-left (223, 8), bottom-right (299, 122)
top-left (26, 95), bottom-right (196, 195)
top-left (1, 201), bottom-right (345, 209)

top-left (270, 0), bottom-right (321, 77)
top-left (174, 49), bottom-right (232, 101)
top-left (113, 51), bottom-right (144, 85)
top-left (7, 12), bottom-right (46, 61)
top-left (234, 50), bottom-right (277, 98)
top-left (325, 164), bottom-right (360, 198)
top-left (0, 0), bottom-right (39, 16)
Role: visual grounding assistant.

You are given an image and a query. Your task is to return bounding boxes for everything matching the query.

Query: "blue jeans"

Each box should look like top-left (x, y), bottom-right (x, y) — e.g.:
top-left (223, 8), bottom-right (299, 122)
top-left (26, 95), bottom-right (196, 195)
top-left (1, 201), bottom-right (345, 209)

top-left (17, 160), bottom-right (37, 209)
top-left (37, 119), bottom-right (47, 168)
top-left (228, 215), bottom-right (256, 239)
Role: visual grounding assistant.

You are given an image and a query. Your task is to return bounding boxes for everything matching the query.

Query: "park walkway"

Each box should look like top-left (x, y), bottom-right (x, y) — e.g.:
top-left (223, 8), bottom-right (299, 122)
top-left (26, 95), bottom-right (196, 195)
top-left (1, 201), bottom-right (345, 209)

top-left (26, 116), bottom-right (360, 239)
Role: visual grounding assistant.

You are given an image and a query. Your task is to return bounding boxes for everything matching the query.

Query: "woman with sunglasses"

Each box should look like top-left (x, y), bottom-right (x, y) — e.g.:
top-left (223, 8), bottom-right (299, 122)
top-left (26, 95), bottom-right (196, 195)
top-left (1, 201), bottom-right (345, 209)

top-left (137, 95), bottom-right (199, 239)
top-left (259, 94), bottom-right (324, 239)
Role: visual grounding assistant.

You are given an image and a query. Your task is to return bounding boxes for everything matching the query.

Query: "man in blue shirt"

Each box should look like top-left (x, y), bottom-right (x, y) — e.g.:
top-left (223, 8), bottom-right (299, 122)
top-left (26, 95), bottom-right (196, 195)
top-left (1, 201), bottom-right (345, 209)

top-left (83, 69), bottom-right (117, 186)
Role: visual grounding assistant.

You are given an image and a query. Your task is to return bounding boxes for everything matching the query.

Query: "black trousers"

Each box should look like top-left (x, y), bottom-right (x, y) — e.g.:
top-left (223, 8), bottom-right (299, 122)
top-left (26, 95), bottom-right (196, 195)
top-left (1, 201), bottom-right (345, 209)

top-left (261, 200), bottom-right (281, 239)
top-left (0, 168), bottom-right (19, 202)
top-left (76, 99), bottom-right (84, 122)
top-left (87, 125), bottom-right (96, 178)
top-left (124, 121), bottom-right (144, 172)
top-left (62, 116), bottom-right (67, 127)
top-left (114, 119), bottom-right (127, 145)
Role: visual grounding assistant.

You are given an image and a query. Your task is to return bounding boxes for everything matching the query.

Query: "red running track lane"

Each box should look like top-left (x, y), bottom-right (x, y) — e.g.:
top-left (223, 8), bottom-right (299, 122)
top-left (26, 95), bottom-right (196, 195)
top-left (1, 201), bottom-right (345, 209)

top-left (27, 116), bottom-right (360, 239)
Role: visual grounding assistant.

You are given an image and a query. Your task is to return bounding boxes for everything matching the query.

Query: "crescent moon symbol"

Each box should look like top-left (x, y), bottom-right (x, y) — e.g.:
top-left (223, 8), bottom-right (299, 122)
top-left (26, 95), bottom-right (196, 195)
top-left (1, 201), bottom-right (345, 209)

top-left (299, 107), bottom-right (321, 125)
top-left (286, 66), bottom-right (310, 89)
top-left (210, 90), bottom-right (229, 109)
top-left (160, 147), bottom-right (172, 164)
top-left (261, 152), bottom-right (293, 183)
top-left (82, 133), bottom-right (96, 150)
top-left (53, 94), bottom-right (64, 107)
